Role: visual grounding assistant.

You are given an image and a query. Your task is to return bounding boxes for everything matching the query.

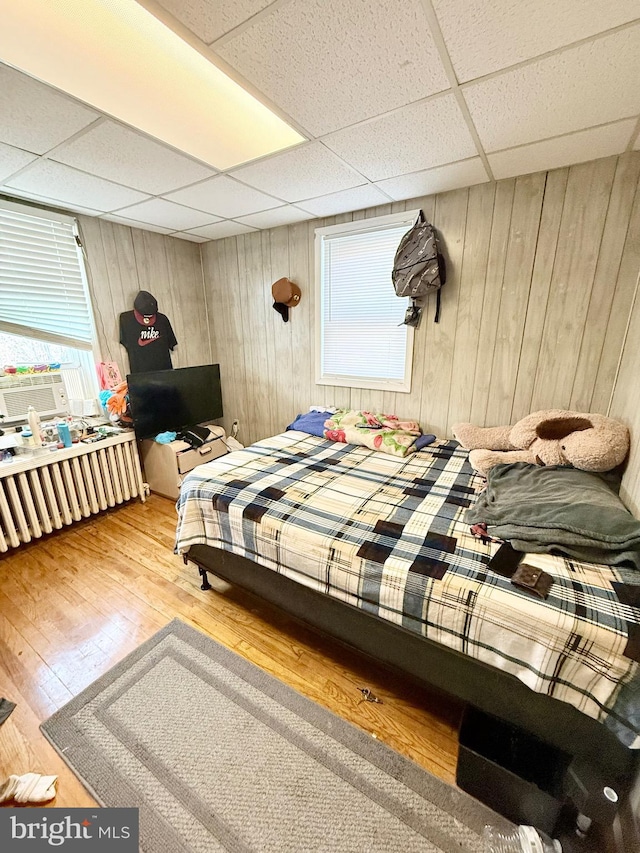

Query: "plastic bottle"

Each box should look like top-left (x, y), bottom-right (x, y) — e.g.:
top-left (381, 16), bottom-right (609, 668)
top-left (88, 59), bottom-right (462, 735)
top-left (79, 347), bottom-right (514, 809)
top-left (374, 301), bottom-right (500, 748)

top-left (57, 422), bottom-right (72, 448)
top-left (27, 406), bottom-right (43, 446)
top-left (22, 428), bottom-right (35, 448)
top-left (483, 825), bottom-right (562, 853)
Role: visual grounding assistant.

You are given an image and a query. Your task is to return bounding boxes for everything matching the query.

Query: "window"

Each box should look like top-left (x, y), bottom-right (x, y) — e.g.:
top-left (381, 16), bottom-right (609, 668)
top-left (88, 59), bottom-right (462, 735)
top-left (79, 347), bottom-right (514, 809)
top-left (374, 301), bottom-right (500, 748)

top-left (0, 331), bottom-right (77, 366)
top-left (315, 210), bottom-right (418, 393)
top-left (0, 199), bottom-right (98, 403)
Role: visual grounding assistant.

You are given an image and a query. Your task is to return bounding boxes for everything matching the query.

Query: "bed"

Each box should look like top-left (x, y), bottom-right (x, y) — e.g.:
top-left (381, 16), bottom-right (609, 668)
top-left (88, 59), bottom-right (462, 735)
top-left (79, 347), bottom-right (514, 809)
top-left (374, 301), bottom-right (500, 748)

top-left (175, 430), bottom-right (640, 821)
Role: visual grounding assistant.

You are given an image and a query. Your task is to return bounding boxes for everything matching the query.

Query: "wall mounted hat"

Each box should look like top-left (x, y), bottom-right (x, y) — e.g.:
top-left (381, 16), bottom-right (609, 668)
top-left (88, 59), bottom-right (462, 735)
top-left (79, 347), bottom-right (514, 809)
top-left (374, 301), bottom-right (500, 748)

top-left (272, 278), bottom-right (301, 307)
top-left (134, 290), bottom-right (158, 316)
top-left (271, 278), bottom-right (301, 322)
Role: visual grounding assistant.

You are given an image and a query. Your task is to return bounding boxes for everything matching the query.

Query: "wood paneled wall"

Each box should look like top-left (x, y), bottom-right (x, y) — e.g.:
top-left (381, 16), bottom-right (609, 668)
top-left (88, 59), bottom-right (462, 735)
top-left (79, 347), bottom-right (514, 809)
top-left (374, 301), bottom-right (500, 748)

top-left (609, 272), bottom-right (640, 517)
top-left (78, 217), bottom-right (211, 375)
top-left (202, 152), bottom-right (640, 453)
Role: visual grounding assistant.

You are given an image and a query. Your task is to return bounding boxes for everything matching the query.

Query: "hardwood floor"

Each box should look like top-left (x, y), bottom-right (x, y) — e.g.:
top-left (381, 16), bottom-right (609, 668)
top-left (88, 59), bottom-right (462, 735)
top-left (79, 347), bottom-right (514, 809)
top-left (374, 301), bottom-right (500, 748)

top-left (0, 495), bottom-right (462, 809)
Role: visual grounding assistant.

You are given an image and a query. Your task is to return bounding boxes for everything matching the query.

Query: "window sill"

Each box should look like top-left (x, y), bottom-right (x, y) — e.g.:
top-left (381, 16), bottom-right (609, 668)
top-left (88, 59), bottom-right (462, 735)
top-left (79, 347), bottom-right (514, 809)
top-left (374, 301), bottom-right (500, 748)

top-left (316, 375), bottom-right (411, 393)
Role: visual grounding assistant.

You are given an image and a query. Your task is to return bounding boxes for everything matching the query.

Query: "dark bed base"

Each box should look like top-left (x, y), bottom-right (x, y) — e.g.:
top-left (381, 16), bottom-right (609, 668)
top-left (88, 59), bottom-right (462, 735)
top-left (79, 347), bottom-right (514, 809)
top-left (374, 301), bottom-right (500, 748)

top-left (185, 544), bottom-right (639, 829)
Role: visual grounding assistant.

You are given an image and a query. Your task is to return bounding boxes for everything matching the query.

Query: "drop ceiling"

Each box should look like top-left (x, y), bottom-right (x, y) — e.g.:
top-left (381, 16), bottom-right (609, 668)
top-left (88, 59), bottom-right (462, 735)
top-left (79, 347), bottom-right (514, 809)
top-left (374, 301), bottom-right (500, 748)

top-left (0, 0), bottom-right (639, 243)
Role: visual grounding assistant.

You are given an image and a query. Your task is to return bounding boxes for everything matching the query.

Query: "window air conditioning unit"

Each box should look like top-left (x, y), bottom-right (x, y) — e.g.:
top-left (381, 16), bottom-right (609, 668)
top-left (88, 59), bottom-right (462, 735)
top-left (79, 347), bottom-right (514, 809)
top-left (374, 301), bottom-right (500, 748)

top-left (0, 374), bottom-right (69, 423)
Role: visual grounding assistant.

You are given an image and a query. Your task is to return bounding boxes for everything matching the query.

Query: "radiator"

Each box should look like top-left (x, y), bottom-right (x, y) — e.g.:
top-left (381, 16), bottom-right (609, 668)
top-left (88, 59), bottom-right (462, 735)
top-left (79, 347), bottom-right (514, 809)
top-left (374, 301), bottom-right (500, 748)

top-left (0, 433), bottom-right (146, 552)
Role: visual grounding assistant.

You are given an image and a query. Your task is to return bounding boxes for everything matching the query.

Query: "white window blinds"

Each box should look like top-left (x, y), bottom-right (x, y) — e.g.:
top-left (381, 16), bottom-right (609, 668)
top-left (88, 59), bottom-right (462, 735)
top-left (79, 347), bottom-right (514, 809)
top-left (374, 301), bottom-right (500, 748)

top-left (0, 200), bottom-right (94, 350)
top-left (316, 212), bottom-right (416, 392)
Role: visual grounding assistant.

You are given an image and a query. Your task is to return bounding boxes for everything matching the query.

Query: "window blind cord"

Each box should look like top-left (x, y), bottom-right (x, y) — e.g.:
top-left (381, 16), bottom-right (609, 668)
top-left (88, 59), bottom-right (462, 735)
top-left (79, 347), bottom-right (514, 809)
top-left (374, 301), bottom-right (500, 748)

top-left (75, 219), bottom-right (110, 362)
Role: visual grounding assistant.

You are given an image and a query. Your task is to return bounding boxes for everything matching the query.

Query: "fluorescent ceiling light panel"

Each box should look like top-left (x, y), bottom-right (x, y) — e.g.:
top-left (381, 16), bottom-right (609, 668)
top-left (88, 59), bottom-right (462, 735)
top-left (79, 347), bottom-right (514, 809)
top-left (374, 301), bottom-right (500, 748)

top-left (0, 0), bottom-right (305, 170)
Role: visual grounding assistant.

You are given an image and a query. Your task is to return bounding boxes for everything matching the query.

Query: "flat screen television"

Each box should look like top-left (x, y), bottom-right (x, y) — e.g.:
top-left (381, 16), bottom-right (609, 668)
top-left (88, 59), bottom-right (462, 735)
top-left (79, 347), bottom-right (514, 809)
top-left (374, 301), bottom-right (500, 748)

top-left (127, 364), bottom-right (223, 440)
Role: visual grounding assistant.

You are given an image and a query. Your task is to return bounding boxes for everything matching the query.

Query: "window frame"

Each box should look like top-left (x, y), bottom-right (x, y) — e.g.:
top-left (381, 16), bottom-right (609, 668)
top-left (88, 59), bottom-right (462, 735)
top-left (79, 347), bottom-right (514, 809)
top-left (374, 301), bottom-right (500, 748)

top-left (314, 209), bottom-right (419, 394)
top-left (0, 197), bottom-right (101, 400)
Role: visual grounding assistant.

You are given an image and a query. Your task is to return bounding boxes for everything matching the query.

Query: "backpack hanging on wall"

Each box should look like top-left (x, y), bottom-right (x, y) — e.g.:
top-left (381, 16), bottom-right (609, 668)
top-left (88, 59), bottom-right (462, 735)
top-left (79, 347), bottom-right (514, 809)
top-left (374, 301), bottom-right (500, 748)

top-left (392, 211), bottom-right (446, 327)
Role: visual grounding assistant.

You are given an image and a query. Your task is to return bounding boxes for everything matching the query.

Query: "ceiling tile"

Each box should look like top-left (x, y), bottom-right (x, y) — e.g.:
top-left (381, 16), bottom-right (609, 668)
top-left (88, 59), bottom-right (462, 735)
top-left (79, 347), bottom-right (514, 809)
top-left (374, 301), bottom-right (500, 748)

top-left (375, 158), bottom-right (489, 200)
top-left (0, 63), bottom-right (99, 155)
top-left (2, 187), bottom-right (103, 217)
top-left (50, 121), bottom-right (217, 194)
top-left (230, 142), bottom-right (364, 202)
top-left (185, 221), bottom-right (258, 240)
top-left (433, 0), bottom-right (640, 83)
top-left (155, 0), bottom-right (273, 44)
top-left (165, 174), bottom-right (281, 217)
top-left (0, 142), bottom-right (38, 182)
top-left (111, 198), bottom-right (221, 230)
top-left (488, 121), bottom-right (638, 180)
top-left (172, 232), bottom-right (209, 243)
top-left (464, 25), bottom-right (640, 152)
top-left (297, 185), bottom-right (391, 217)
top-left (6, 161), bottom-right (148, 212)
top-left (216, 0), bottom-right (449, 136)
top-left (323, 95), bottom-right (477, 182)
top-left (237, 206), bottom-right (313, 229)
top-left (101, 214), bottom-right (176, 235)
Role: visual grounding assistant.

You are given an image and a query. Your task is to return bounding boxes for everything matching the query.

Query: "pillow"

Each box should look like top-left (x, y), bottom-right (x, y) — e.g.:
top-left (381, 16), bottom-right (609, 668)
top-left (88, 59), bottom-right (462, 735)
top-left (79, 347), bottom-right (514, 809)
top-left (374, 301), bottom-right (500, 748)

top-left (414, 433), bottom-right (436, 451)
top-left (287, 410), bottom-right (436, 454)
top-left (286, 410), bottom-right (334, 437)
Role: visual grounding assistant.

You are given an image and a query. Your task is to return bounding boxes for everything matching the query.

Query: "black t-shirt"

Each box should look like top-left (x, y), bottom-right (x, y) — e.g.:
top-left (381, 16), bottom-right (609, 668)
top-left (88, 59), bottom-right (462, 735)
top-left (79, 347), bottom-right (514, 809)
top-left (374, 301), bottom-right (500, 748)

top-left (119, 312), bottom-right (177, 374)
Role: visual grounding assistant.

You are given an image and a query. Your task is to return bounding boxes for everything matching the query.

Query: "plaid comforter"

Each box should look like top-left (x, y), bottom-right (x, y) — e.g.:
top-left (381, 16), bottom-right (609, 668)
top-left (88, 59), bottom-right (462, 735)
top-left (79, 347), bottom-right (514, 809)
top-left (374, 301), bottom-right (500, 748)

top-left (175, 431), bottom-right (640, 747)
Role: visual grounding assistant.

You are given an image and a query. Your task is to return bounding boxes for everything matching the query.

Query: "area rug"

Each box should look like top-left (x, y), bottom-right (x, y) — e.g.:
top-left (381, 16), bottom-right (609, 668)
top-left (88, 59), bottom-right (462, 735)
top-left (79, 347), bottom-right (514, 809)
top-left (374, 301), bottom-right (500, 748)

top-left (41, 619), bottom-right (507, 852)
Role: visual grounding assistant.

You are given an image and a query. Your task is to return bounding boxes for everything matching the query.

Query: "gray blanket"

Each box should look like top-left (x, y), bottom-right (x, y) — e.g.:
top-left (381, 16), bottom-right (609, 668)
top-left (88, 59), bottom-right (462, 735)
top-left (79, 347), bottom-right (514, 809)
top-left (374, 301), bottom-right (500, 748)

top-left (467, 463), bottom-right (640, 570)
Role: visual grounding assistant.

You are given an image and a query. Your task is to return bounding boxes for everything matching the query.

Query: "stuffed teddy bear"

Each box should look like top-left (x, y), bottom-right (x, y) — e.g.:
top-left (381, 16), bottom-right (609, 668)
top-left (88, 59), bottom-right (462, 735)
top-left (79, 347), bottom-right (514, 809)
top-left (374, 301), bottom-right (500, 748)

top-left (452, 410), bottom-right (629, 478)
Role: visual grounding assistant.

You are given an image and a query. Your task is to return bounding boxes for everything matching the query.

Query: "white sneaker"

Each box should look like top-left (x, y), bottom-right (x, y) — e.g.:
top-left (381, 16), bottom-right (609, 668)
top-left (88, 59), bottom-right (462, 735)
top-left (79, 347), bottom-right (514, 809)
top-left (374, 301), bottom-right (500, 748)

top-left (0, 772), bottom-right (57, 803)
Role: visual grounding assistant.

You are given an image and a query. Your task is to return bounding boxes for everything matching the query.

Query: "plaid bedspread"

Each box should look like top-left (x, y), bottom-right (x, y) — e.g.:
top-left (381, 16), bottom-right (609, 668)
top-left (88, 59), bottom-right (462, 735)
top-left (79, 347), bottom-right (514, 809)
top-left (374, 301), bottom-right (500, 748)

top-left (175, 431), bottom-right (640, 747)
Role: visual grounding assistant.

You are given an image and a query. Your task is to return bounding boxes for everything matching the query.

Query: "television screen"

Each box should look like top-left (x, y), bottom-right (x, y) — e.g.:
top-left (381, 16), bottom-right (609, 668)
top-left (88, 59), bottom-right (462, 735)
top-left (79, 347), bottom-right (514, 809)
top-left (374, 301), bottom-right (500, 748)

top-left (127, 364), bottom-right (223, 440)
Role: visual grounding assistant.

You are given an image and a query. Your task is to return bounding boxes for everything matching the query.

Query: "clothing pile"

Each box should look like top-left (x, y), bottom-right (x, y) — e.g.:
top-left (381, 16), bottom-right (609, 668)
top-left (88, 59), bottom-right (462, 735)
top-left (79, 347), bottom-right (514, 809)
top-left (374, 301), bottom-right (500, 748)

top-left (467, 462), bottom-right (640, 570)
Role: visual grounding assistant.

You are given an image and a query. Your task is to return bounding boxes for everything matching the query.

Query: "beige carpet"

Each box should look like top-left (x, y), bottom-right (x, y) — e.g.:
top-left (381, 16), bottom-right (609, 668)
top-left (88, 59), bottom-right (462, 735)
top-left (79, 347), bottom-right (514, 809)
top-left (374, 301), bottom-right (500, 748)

top-left (41, 619), bottom-right (508, 852)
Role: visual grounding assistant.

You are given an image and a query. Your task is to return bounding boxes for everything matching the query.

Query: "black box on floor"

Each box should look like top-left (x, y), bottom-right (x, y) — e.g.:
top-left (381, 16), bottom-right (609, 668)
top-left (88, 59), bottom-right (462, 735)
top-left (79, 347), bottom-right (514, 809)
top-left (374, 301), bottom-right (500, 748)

top-left (457, 706), bottom-right (572, 836)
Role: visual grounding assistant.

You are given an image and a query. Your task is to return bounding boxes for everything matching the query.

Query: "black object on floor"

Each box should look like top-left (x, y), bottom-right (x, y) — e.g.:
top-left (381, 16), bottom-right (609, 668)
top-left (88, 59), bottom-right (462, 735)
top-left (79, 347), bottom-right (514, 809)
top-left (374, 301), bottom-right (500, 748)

top-left (457, 706), bottom-right (571, 836)
top-left (0, 698), bottom-right (16, 726)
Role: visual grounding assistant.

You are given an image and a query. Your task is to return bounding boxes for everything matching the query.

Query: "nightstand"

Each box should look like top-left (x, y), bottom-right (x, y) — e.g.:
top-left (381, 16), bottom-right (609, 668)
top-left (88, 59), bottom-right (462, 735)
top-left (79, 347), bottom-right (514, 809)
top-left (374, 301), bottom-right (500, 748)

top-left (140, 426), bottom-right (226, 500)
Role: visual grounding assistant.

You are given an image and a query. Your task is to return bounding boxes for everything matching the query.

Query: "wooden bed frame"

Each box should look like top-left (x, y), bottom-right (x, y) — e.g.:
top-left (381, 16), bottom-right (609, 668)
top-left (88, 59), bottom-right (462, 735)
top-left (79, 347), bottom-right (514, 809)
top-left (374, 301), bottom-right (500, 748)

top-left (185, 543), bottom-right (640, 833)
